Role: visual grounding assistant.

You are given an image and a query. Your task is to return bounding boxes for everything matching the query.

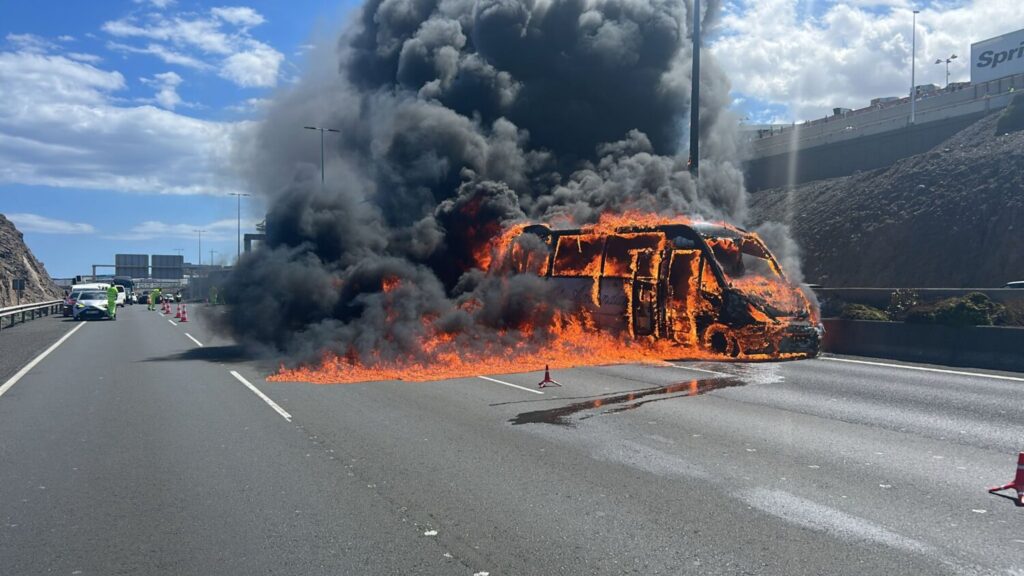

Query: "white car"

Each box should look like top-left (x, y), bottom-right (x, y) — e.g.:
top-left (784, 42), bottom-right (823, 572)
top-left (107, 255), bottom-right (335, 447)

top-left (73, 290), bottom-right (115, 321)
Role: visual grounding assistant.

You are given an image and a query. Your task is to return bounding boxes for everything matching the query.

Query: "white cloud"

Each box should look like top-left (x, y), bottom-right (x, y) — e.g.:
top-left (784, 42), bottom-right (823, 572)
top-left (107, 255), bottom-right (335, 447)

top-left (6, 213), bottom-right (96, 235)
top-left (220, 41), bottom-right (284, 88)
top-left (211, 6), bottom-right (266, 27)
top-left (141, 71), bottom-right (185, 109)
top-left (713, 0), bottom-right (1024, 121)
top-left (108, 217), bottom-right (257, 241)
top-left (103, 14), bottom-right (235, 55)
top-left (67, 52), bottom-right (103, 64)
top-left (0, 50), bottom-right (253, 195)
top-left (134, 0), bottom-right (177, 7)
top-left (101, 7), bottom-right (282, 87)
top-left (226, 97), bottom-right (271, 114)
top-left (6, 33), bottom-right (58, 53)
top-left (107, 41), bottom-right (211, 70)
top-left (57, 35), bottom-right (76, 42)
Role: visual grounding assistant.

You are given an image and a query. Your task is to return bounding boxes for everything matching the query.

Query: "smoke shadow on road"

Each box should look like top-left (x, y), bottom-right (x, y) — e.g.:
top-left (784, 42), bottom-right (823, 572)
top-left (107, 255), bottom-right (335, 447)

top-left (144, 345), bottom-right (254, 364)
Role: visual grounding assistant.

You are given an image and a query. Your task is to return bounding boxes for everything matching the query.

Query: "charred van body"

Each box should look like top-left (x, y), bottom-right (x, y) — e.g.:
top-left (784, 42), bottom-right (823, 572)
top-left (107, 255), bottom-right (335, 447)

top-left (506, 221), bottom-right (821, 359)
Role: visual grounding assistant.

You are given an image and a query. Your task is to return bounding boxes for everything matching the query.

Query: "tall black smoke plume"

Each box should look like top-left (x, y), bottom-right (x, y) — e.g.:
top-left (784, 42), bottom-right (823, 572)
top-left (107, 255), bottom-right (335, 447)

top-left (225, 0), bottom-right (756, 364)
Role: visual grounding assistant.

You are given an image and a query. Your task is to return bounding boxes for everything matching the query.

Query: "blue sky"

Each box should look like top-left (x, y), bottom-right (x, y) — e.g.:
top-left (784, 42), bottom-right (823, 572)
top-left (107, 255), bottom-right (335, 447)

top-left (1, 0), bottom-right (357, 277)
top-left (1, 0), bottom-right (1020, 278)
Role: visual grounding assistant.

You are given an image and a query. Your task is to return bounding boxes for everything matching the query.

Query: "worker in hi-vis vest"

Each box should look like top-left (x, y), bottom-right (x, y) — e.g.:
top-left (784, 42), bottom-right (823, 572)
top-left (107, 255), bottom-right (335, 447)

top-left (107, 285), bottom-right (118, 320)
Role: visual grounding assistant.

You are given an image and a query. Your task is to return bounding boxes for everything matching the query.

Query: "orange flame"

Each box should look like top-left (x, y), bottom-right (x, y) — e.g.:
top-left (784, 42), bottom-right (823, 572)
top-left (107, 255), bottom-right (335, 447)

top-left (271, 212), bottom-right (817, 384)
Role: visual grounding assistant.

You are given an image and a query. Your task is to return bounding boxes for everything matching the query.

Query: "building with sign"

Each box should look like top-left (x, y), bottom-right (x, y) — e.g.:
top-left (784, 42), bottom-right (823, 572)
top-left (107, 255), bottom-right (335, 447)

top-left (745, 28), bottom-right (1024, 191)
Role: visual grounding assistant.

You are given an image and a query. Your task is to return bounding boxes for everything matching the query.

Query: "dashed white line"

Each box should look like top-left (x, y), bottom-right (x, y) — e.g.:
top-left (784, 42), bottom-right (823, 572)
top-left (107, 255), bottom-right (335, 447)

top-left (167, 319), bottom-right (177, 326)
top-left (1, 322), bottom-right (86, 399)
top-left (667, 363), bottom-right (732, 377)
top-left (185, 333), bottom-right (204, 347)
top-left (230, 370), bottom-right (292, 422)
top-left (477, 375), bottom-right (544, 395)
top-left (820, 356), bottom-right (1024, 382)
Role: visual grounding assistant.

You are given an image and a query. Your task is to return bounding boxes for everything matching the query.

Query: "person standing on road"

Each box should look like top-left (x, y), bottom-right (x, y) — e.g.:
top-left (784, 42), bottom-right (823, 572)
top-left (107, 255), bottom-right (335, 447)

top-left (153, 288), bottom-right (162, 311)
top-left (106, 285), bottom-right (118, 320)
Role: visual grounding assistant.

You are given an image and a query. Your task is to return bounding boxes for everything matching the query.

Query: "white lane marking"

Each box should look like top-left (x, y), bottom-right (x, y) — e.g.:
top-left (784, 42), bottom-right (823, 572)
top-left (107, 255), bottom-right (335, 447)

top-left (477, 375), bottom-right (544, 395)
top-left (230, 370), bottom-right (292, 422)
top-left (0, 322), bottom-right (86, 399)
top-left (167, 319), bottom-right (177, 326)
top-left (667, 363), bottom-right (731, 377)
top-left (185, 333), bottom-right (203, 347)
top-left (741, 488), bottom-right (932, 554)
top-left (820, 356), bottom-right (1024, 382)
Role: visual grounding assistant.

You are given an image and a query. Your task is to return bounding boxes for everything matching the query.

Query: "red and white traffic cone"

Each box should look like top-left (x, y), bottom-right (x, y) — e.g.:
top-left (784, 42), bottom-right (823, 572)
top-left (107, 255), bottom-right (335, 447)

top-left (537, 364), bottom-right (561, 388)
top-left (988, 452), bottom-right (1024, 505)
top-left (175, 303), bottom-right (182, 319)
top-left (179, 304), bottom-right (188, 323)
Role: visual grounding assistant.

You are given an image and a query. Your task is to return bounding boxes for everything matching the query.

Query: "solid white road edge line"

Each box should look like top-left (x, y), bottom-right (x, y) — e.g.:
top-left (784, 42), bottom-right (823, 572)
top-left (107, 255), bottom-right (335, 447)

top-left (168, 319), bottom-right (177, 326)
top-left (0, 322), bottom-right (86, 399)
top-left (230, 370), bottom-right (292, 422)
top-left (185, 333), bottom-right (204, 347)
top-left (820, 356), bottom-right (1024, 382)
top-left (477, 375), bottom-right (545, 395)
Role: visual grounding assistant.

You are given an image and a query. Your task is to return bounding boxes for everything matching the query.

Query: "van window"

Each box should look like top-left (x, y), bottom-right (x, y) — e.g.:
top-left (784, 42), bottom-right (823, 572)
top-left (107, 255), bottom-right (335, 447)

top-left (552, 235), bottom-right (604, 277)
top-left (602, 233), bottom-right (663, 277)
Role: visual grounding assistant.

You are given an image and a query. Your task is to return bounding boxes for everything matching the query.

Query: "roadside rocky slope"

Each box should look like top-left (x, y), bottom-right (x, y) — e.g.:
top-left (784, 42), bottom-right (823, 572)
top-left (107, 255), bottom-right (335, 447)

top-left (749, 102), bottom-right (1024, 288)
top-left (0, 214), bottom-right (62, 307)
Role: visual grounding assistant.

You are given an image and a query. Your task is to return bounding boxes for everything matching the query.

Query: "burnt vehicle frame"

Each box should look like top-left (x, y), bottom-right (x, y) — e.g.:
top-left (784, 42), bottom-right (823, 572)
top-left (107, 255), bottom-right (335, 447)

top-left (508, 222), bottom-right (821, 358)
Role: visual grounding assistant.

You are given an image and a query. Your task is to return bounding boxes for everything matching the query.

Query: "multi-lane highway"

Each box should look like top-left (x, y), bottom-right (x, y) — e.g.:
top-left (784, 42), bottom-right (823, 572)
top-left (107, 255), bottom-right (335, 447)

top-left (1, 305), bottom-right (1022, 575)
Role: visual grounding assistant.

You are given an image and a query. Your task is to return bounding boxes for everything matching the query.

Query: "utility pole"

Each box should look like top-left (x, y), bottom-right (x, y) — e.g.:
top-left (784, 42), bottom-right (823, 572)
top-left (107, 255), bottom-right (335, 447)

top-left (910, 9), bottom-right (920, 124)
top-left (229, 192), bottom-right (251, 263)
top-left (303, 126), bottom-right (341, 184)
top-left (193, 229), bottom-right (206, 266)
top-left (688, 0), bottom-right (701, 178)
top-left (210, 250), bottom-right (217, 267)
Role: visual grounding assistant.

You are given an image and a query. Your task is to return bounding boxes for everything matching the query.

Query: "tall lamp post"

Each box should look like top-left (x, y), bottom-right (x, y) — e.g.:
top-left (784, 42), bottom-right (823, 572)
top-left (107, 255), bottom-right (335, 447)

top-left (910, 9), bottom-right (920, 124)
top-left (935, 54), bottom-right (957, 87)
top-left (228, 192), bottom-right (250, 263)
top-left (688, 0), bottom-right (701, 178)
top-left (193, 229), bottom-right (206, 266)
top-left (303, 125), bottom-right (341, 184)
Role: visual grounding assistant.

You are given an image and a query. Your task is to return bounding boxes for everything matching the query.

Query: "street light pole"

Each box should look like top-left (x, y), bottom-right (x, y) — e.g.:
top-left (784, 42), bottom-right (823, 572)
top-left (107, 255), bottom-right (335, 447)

top-left (935, 54), bottom-right (957, 87)
top-left (193, 229), bottom-right (206, 266)
top-left (910, 9), bottom-right (920, 124)
top-left (303, 126), bottom-right (341, 184)
top-left (688, 0), bottom-right (701, 178)
top-left (228, 192), bottom-right (251, 263)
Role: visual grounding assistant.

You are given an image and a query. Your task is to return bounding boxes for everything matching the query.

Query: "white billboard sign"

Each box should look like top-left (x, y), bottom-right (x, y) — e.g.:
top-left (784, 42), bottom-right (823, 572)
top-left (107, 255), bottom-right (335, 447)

top-left (971, 28), bottom-right (1024, 84)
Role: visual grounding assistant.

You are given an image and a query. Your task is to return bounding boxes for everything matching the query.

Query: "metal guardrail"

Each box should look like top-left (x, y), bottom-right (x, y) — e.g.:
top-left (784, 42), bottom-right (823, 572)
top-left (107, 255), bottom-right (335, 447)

top-left (0, 300), bottom-right (64, 332)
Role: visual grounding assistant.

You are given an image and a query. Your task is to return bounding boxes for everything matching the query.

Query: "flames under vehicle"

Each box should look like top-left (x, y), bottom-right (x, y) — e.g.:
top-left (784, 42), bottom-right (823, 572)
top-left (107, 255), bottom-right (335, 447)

top-left (501, 221), bottom-right (821, 359)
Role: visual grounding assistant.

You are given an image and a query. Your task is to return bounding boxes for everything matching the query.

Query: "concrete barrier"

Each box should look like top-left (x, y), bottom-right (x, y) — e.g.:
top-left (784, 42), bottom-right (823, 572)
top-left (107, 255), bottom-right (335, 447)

top-left (814, 288), bottom-right (1024, 309)
top-left (822, 319), bottom-right (1024, 373)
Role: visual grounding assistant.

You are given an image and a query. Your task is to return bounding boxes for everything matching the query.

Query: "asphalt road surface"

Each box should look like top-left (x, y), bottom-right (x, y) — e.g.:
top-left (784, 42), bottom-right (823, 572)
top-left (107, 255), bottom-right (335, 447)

top-left (1, 305), bottom-right (1022, 575)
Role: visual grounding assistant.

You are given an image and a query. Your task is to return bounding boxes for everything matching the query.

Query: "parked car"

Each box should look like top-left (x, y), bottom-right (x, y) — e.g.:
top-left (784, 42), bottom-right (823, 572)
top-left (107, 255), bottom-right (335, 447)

top-left (1005, 281), bottom-right (1024, 289)
top-left (73, 291), bottom-right (114, 321)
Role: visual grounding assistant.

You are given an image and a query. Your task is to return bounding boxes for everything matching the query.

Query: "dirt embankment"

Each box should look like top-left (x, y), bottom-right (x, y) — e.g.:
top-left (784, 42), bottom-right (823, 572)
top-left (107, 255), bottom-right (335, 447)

top-left (749, 100), bottom-right (1024, 288)
top-left (0, 214), bottom-right (62, 307)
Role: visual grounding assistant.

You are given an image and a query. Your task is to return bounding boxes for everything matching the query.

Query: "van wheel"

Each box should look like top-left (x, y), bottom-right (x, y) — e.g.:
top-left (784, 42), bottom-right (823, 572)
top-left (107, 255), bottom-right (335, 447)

top-left (703, 324), bottom-right (735, 357)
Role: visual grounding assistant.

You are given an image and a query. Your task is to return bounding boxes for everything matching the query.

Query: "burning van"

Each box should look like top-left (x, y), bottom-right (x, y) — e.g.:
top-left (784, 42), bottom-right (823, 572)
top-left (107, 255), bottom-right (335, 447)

top-left (497, 220), bottom-right (821, 359)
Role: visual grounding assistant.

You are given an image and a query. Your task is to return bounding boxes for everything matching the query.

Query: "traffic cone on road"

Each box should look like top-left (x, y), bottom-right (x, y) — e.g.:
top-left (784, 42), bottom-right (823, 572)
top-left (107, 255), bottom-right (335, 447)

top-left (988, 452), bottom-right (1024, 505)
top-left (179, 304), bottom-right (189, 323)
top-left (537, 365), bottom-right (561, 388)
top-left (175, 303), bottom-right (182, 319)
